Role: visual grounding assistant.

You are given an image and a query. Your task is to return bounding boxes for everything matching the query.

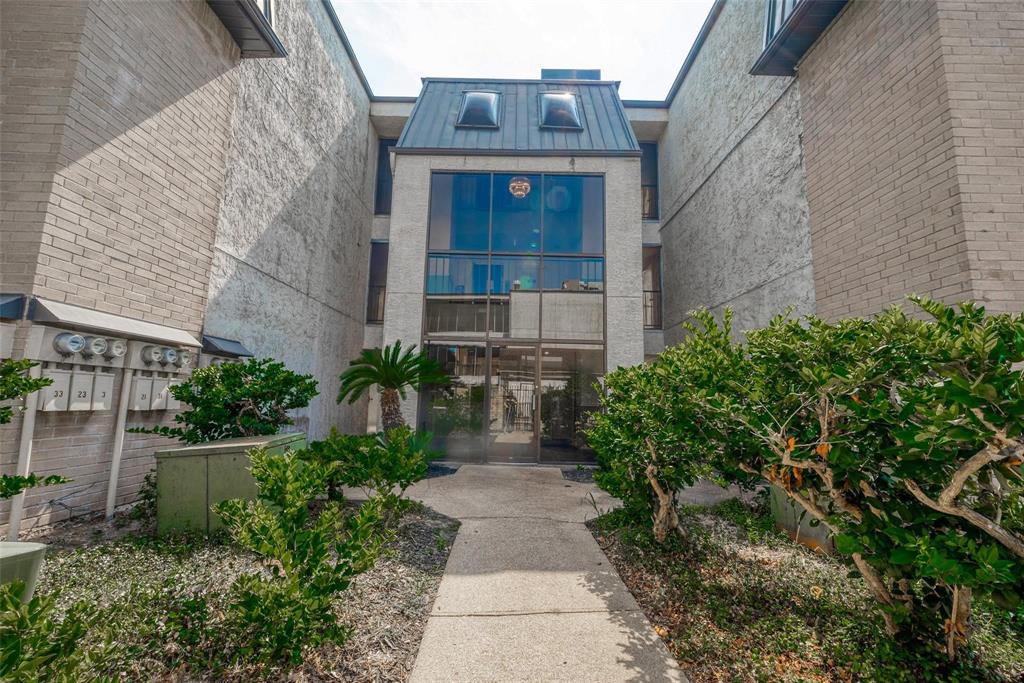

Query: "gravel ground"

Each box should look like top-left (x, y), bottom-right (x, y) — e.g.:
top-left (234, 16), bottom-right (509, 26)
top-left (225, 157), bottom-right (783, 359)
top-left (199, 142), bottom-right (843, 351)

top-left (31, 503), bottom-right (459, 682)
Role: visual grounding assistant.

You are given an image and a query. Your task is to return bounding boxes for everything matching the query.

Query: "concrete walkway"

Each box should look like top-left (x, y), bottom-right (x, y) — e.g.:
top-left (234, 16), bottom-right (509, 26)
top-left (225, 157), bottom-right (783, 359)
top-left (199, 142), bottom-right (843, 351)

top-left (406, 465), bottom-right (685, 683)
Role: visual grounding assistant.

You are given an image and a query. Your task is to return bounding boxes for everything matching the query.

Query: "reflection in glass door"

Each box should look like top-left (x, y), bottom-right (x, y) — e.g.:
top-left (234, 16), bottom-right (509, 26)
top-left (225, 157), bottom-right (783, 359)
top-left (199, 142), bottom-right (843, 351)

top-left (487, 345), bottom-right (537, 463)
top-left (421, 343), bottom-right (487, 463)
top-left (539, 345), bottom-right (604, 464)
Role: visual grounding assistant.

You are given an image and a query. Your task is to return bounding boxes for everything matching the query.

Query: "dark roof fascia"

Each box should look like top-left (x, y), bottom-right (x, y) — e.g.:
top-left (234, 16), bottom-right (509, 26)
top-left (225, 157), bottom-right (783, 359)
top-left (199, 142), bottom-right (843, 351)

top-left (749, 0), bottom-right (849, 76)
top-left (202, 334), bottom-right (254, 358)
top-left (392, 148), bottom-right (642, 158)
top-left (621, 99), bottom-right (669, 109)
top-left (0, 294), bottom-right (26, 321)
top-left (420, 77), bottom-right (625, 87)
top-left (663, 0), bottom-right (727, 104)
top-left (371, 96), bottom-right (418, 103)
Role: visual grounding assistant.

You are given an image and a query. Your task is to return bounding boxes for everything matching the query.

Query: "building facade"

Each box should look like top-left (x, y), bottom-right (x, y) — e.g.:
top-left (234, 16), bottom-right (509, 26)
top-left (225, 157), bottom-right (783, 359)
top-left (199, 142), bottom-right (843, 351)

top-left (2, 0), bottom-right (1022, 531)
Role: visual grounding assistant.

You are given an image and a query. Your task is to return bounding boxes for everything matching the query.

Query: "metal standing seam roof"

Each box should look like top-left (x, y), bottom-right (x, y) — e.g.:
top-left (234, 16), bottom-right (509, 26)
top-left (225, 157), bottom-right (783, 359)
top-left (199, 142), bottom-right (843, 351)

top-left (397, 79), bottom-right (640, 156)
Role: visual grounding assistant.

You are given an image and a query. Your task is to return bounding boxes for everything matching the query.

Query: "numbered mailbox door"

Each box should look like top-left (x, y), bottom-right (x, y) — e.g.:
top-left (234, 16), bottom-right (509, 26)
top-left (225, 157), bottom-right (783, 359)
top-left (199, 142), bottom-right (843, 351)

top-left (129, 376), bottom-right (153, 411)
top-left (68, 371), bottom-right (94, 411)
top-left (150, 378), bottom-right (169, 411)
top-left (39, 368), bottom-right (72, 411)
top-left (92, 372), bottom-right (115, 411)
top-left (166, 381), bottom-right (182, 410)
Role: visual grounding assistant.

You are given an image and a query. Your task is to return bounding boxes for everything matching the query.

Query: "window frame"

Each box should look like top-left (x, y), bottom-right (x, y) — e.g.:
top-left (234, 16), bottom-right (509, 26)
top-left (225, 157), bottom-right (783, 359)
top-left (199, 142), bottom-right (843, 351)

top-left (423, 171), bottom-right (606, 346)
top-left (374, 138), bottom-right (397, 216)
top-left (538, 92), bottom-right (584, 131)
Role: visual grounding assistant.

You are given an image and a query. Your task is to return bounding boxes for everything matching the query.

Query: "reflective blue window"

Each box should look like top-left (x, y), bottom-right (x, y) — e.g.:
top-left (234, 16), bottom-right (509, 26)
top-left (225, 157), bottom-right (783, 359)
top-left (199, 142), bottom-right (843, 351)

top-left (489, 256), bottom-right (540, 293)
top-left (543, 175), bottom-right (603, 253)
top-left (542, 257), bottom-right (604, 291)
top-left (426, 254), bottom-right (490, 294)
top-left (492, 174), bottom-right (541, 252)
top-left (429, 173), bottom-right (491, 251)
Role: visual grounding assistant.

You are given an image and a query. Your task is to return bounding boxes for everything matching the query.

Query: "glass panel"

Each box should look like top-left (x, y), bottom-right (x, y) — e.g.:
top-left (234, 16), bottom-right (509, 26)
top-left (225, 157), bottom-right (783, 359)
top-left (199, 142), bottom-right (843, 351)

top-left (488, 344), bottom-right (537, 463)
top-left (374, 139), bottom-right (397, 215)
top-left (640, 143), bottom-right (659, 220)
top-left (365, 242), bottom-right (388, 324)
top-left (429, 173), bottom-right (491, 251)
top-left (542, 257), bottom-right (604, 340)
top-left (543, 176), bottom-right (603, 253)
top-left (489, 255), bottom-right (539, 338)
top-left (421, 343), bottom-right (487, 462)
top-left (492, 174), bottom-right (541, 253)
top-left (425, 298), bottom-right (488, 337)
top-left (642, 246), bottom-right (662, 329)
top-left (457, 91), bottom-right (499, 127)
top-left (539, 345), bottom-right (604, 463)
top-left (426, 254), bottom-right (490, 294)
top-left (542, 257), bottom-right (604, 291)
top-left (539, 92), bottom-right (582, 129)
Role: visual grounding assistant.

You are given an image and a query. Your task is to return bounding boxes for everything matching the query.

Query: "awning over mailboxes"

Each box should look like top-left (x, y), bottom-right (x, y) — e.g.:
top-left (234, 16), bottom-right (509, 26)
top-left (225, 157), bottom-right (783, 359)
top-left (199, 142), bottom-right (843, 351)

top-left (201, 334), bottom-right (254, 358)
top-left (28, 298), bottom-right (201, 347)
top-left (0, 294), bottom-right (26, 320)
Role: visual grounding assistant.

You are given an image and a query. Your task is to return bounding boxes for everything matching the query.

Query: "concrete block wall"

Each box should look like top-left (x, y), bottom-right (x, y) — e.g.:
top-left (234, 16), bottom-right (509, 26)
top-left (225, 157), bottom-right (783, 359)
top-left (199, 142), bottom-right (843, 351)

top-left (0, 0), bottom-right (240, 532)
top-left (201, 0), bottom-right (376, 440)
top-left (657, 0), bottom-right (815, 344)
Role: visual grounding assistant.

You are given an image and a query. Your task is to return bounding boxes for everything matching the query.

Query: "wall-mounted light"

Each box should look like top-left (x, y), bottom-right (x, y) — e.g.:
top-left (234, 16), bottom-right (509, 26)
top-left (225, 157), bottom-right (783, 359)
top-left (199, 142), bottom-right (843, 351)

top-left (508, 176), bottom-right (531, 198)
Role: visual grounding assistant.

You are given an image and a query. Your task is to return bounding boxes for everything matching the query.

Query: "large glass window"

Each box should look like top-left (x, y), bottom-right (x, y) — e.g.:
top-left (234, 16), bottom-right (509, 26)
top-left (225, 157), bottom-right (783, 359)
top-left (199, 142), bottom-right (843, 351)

top-left (642, 246), bottom-right (662, 330)
top-left (426, 172), bottom-right (604, 342)
top-left (640, 142), bottom-right (659, 220)
top-left (374, 139), bottom-right (397, 215)
top-left (365, 241), bottom-right (388, 324)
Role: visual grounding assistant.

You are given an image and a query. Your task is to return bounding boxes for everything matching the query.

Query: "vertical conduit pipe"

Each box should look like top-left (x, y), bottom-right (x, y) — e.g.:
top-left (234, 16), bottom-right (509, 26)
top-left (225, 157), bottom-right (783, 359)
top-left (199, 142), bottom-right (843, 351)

top-left (105, 368), bottom-right (134, 519)
top-left (7, 363), bottom-right (42, 541)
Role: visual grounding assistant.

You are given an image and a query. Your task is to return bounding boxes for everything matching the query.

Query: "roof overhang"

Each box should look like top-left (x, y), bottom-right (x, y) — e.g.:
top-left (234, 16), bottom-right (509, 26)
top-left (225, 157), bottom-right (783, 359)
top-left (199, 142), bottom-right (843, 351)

top-left (624, 104), bottom-right (669, 141)
top-left (370, 98), bottom-right (415, 139)
top-left (393, 148), bottom-right (642, 158)
top-left (750, 0), bottom-right (849, 76)
top-left (202, 334), bottom-right (254, 358)
top-left (207, 0), bottom-right (287, 58)
top-left (28, 298), bottom-right (201, 347)
top-left (0, 294), bottom-right (26, 321)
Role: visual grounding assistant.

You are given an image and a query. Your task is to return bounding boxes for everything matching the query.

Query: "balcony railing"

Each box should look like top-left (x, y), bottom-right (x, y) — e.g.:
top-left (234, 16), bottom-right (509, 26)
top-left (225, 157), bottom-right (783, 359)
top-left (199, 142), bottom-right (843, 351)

top-left (643, 290), bottom-right (662, 330)
top-left (641, 185), bottom-right (659, 221)
top-left (366, 285), bottom-right (386, 324)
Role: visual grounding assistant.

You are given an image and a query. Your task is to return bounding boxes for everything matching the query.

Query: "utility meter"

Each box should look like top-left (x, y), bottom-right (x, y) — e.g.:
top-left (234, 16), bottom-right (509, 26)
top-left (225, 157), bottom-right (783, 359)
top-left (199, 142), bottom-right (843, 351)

top-left (105, 339), bottom-right (128, 359)
top-left (82, 336), bottom-right (109, 357)
top-left (160, 347), bottom-right (178, 365)
top-left (140, 345), bottom-right (163, 364)
top-left (175, 349), bottom-right (192, 368)
top-left (53, 332), bottom-right (86, 356)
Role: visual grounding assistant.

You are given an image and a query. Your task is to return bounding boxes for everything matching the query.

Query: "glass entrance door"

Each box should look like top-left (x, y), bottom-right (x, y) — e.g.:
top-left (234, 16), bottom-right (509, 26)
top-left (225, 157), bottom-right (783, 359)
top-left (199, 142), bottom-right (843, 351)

top-left (538, 345), bottom-right (604, 463)
top-left (487, 344), bottom-right (538, 463)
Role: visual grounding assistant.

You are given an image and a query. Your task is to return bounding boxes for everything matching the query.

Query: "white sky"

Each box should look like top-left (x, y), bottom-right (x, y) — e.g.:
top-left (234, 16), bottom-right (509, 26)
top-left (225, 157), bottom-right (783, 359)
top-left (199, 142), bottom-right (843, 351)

top-left (331, 0), bottom-right (717, 101)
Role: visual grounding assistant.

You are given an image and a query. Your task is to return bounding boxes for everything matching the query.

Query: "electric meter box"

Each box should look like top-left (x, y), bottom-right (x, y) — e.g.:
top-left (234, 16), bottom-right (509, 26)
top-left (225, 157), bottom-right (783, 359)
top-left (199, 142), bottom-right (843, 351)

top-left (129, 376), bottom-right (153, 411)
top-left (150, 378), bottom-right (170, 411)
top-left (92, 372), bottom-right (115, 411)
top-left (166, 381), bottom-right (182, 411)
top-left (68, 371), bottom-right (95, 411)
top-left (39, 368), bottom-right (72, 411)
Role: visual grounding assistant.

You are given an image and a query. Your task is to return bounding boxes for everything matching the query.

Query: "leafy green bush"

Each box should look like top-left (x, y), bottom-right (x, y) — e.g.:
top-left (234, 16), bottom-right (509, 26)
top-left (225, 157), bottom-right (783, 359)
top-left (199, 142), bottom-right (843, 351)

top-left (589, 298), bottom-right (1024, 659)
top-left (0, 359), bottom-right (68, 501)
top-left (214, 447), bottom-right (390, 664)
top-left (131, 357), bottom-right (318, 444)
top-left (0, 580), bottom-right (116, 682)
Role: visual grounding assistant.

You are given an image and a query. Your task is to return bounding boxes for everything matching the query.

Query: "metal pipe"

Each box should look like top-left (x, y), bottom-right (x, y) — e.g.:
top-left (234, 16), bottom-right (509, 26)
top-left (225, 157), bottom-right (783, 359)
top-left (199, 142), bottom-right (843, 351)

top-left (104, 368), bottom-right (134, 519)
top-left (7, 363), bottom-right (42, 540)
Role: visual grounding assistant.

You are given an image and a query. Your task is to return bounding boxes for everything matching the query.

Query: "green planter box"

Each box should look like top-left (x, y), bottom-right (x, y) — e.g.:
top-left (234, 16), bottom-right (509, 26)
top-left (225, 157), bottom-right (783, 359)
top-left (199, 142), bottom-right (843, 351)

top-left (769, 485), bottom-right (834, 553)
top-left (155, 432), bottom-right (306, 535)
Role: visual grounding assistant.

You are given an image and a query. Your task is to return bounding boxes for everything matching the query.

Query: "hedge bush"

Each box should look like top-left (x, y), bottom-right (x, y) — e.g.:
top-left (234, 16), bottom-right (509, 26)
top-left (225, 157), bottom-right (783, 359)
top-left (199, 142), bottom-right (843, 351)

top-left (589, 298), bottom-right (1024, 659)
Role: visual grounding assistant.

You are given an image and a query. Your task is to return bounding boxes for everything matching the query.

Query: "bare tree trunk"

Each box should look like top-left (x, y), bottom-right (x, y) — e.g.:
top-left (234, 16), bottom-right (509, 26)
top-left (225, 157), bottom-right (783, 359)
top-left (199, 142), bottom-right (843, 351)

top-left (380, 388), bottom-right (406, 432)
top-left (644, 440), bottom-right (682, 543)
top-left (947, 586), bottom-right (972, 662)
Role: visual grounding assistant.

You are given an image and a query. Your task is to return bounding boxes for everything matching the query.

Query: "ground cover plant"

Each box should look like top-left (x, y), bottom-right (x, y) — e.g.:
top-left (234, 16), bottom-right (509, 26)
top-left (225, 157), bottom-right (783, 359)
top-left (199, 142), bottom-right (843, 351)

top-left (591, 497), bottom-right (1024, 682)
top-left (589, 298), bottom-right (1024, 669)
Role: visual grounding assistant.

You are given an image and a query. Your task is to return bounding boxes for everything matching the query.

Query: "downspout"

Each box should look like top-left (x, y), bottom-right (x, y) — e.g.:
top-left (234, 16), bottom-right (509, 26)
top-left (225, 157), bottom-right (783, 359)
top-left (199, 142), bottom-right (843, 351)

top-left (105, 368), bottom-right (134, 519)
top-left (7, 363), bottom-right (41, 540)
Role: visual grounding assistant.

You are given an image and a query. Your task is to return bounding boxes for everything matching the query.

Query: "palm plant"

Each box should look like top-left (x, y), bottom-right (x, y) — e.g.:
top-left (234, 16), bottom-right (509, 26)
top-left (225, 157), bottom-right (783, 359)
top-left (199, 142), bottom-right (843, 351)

top-left (337, 341), bottom-right (448, 430)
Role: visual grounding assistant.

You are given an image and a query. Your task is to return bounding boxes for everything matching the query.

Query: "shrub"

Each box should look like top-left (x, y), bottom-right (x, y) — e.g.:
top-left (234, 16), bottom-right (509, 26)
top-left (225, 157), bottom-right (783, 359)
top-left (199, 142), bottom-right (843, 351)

top-left (214, 447), bottom-right (390, 664)
top-left (589, 298), bottom-right (1024, 659)
top-left (0, 359), bottom-right (68, 501)
top-left (131, 357), bottom-right (318, 444)
top-left (0, 580), bottom-right (116, 682)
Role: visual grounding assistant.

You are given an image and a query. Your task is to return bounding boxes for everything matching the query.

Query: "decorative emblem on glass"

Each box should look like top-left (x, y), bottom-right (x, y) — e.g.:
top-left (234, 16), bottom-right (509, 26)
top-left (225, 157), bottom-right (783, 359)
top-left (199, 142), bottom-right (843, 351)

top-left (508, 176), bottom-right (532, 198)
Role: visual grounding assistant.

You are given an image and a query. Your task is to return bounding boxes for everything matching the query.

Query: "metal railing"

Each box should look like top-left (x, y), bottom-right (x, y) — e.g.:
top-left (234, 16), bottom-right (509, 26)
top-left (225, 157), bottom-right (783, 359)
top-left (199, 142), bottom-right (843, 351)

top-left (643, 290), bottom-right (662, 330)
top-left (366, 285), bottom-right (386, 324)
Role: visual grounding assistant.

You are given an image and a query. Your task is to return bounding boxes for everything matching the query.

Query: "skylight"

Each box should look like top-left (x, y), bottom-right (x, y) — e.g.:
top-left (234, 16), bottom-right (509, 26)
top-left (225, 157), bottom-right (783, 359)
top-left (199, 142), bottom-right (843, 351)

top-left (539, 92), bottom-right (582, 129)
top-left (457, 91), bottom-right (499, 128)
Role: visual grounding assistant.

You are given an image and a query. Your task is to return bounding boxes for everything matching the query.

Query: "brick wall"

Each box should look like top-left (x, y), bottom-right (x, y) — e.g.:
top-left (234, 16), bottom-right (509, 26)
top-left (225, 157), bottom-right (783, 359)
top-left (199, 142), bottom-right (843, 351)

top-left (799, 0), bottom-right (1024, 319)
top-left (0, 0), bottom-right (240, 532)
top-left (799, 0), bottom-right (972, 319)
top-left (937, 0), bottom-right (1024, 313)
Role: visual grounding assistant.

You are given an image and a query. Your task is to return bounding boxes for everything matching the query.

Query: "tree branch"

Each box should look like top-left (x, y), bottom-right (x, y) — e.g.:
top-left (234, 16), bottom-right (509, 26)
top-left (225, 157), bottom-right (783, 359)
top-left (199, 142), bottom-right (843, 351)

top-left (905, 479), bottom-right (1024, 560)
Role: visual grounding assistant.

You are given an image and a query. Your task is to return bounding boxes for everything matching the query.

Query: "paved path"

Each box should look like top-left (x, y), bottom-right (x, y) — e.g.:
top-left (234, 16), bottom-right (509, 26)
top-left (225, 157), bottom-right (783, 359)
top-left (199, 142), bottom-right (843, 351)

top-left (406, 465), bottom-right (685, 683)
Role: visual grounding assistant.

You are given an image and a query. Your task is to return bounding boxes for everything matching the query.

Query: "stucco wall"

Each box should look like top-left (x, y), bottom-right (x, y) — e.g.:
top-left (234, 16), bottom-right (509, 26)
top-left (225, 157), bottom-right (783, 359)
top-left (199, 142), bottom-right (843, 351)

top-left (203, 0), bottom-right (377, 440)
top-left (657, 0), bottom-right (814, 344)
top-left (1, 0), bottom-right (239, 532)
top-left (384, 153), bottom-right (644, 426)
